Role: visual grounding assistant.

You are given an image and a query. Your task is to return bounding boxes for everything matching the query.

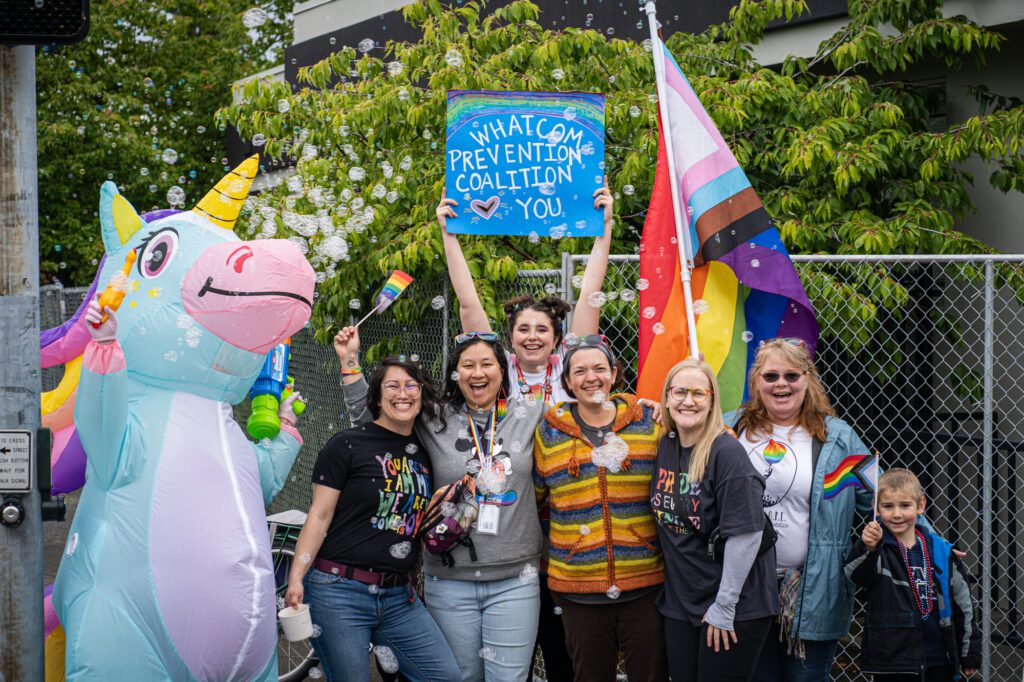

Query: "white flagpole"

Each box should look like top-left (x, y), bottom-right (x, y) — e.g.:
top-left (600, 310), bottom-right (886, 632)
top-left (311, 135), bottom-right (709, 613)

top-left (644, 1), bottom-right (700, 358)
top-left (353, 301), bottom-right (381, 328)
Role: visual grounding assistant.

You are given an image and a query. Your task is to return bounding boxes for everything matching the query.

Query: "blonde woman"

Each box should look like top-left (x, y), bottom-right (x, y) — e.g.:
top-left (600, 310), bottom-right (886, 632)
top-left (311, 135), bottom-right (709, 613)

top-left (651, 358), bottom-right (777, 682)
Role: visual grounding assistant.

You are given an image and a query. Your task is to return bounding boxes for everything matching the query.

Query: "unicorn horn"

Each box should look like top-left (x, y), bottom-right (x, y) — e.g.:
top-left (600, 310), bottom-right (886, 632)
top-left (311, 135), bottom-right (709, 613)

top-left (192, 154), bottom-right (259, 231)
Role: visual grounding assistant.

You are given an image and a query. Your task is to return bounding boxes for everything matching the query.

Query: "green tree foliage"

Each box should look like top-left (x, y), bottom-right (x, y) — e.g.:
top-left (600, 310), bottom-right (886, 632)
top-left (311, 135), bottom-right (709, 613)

top-left (219, 0), bottom-right (1024, 346)
top-left (37, 0), bottom-right (292, 285)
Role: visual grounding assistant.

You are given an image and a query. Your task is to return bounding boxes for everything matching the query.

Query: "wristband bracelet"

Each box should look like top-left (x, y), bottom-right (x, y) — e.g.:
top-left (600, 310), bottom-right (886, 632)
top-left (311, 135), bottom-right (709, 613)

top-left (340, 366), bottom-right (362, 376)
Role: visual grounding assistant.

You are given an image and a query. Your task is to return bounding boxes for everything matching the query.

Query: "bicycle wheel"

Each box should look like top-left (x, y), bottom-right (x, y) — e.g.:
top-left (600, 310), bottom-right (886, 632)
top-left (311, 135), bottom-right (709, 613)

top-left (271, 541), bottom-right (319, 682)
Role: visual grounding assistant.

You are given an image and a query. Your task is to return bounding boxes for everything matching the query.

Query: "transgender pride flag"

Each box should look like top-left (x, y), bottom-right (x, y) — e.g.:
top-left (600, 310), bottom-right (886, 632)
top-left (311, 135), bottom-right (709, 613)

top-left (637, 38), bottom-right (818, 410)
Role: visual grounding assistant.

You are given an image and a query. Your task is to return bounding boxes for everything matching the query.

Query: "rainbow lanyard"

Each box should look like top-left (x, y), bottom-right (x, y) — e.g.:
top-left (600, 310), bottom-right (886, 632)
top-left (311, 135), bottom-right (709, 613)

top-left (514, 358), bottom-right (554, 405)
top-left (466, 403), bottom-right (498, 472)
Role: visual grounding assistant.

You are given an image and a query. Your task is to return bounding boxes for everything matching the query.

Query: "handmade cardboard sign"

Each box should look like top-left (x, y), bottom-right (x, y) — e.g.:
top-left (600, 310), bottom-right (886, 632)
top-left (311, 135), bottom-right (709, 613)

top-left (444, 90), bottom-right (606, 238)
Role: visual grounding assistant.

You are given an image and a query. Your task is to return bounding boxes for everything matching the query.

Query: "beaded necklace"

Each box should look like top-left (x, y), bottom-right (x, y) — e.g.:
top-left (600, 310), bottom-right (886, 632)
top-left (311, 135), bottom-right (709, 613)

top-left (514, 357), bottom-right (554, 405)
top-left (897, 529), bottom-right (934, 620)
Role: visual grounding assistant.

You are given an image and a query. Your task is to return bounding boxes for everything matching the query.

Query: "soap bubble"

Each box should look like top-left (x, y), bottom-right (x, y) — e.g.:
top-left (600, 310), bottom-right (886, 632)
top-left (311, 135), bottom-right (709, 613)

top-left (587, 291), bottom-right (607, 308)
top-left (622, 185), bottom-right (635, 196)
top-left (751, 258), bottom-right (760, 268)
top-left (636, 278), bottom-right (650, 291)
top-left (629, 105), bottom-right (642, 118)
top-left (591, 433), bottom-right (629, 473)
top-left (579, 525), bottom-right (591, 536)
top-left (320, 235), bottom-right (348, 261)
top-left (277, 99), bottom-right (291, 113)
top-left (444, 49), bottom-right (463, 67)
top-left (619, 290), bottom-right (636, 302)
top-left (606, 585), bottom-right (621, 599)
top-left (563, 107), bottom-right (577, 121)
top-left (166, 186), bottom-right (185, 206)
top-left (519, 564), bottom-right (539, 584)
top-left (386, 190), bottom-right (399, 203)
top-left (551, 68), bottom-right (565, 80)
top-left (368, 584), bottom-right (379, 594)
top-left (538, 183), bottom-right (556, 196)
top-left (742, 331), bottom-right (754, 342)
top-left (348, 167), bottom-right (366, 182)
top-left (241, 7), bottom-right (268, 28)
top-left (528, 231), bottom-right (540, 244)
top-left (389, 541), bottom-right (412, 559)
top-left (65, 532), bottom-right (79, 557)
top-left (405, 443), bottom-right (418, 454)
top-left (161, 148), bottom-right (179, 165)
top-left (372, 184), bottom-right (387, 199)
top-left (299, 552), bottom-right (312, 564)
top-left (544, 283), bottom-right (558, 295)
top-left (251, 133), bottom-right (266, 146)
top-left (358, 38), bottom-right (375, 53)
top-left (693, 299), bottom-right (710, 314)
top-left (337, 125), bottom-right (349, 137)
top-left (349, 299), bottom-right (361, 309)
top-left (642, 306), bottom-right (657, 319)
top-left (307, 667), bottom-right (323, 679)
top-left (571, 275), bottom-right (584, 289)
top-left (652, 322), bottom-right (666, 335)
top-left (554, 606), bottom-right (563, 615)
top-left (387, 61), bottom-right (404, 76)
top-left (479, 647), bottom-right (497, 661)
top-left (374, 646), bottom-right (399, 673)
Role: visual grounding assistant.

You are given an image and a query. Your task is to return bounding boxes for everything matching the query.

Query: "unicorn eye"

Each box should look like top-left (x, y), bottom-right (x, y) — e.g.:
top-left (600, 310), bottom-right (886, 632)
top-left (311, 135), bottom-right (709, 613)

top-left (138, 228), bottom-right (178, 279)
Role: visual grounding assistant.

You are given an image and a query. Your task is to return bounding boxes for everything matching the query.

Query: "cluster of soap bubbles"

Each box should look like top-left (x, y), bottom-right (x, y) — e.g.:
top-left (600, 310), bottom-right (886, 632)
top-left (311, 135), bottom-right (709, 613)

top-left (591, 433), bottom-right (629, 473)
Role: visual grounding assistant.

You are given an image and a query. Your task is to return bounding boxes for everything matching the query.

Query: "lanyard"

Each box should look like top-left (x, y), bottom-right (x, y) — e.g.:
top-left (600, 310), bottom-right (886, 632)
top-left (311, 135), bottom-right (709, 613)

top-left (466, 404), bottom-right (497, 471)
top-left (515, 357), bottom-right (554, 405)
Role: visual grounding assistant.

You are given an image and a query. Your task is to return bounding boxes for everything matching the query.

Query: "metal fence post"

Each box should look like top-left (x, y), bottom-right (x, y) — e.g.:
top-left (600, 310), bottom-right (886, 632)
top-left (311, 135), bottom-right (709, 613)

top-left (982, 260), bottom-right (994, 679)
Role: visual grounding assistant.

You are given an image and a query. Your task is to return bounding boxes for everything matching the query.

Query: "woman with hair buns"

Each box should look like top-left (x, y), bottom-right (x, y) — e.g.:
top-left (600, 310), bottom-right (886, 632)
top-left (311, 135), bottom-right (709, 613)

top-left (725, 339), bottom-right (873, 682)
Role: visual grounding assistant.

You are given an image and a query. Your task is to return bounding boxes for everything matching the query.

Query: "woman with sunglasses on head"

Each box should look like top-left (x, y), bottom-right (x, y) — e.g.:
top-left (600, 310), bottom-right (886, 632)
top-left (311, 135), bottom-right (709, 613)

top-left (651, 358), bottom-right (777, 682)
top-left (284, 356), bottom-right (460, 682)
top-left (334, 325), bottom-right (548, 682)
top-left (437, 180), bottom-right (614, 681)
top-left (725, 339), bottom-right (873, 682)
top-left (533, 334), bottom-right (668, 681)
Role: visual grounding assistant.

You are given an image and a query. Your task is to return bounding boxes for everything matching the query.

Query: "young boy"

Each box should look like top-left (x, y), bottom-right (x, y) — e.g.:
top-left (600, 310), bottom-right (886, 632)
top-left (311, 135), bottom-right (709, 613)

top-left (845, 468), bottom-right (980, 681)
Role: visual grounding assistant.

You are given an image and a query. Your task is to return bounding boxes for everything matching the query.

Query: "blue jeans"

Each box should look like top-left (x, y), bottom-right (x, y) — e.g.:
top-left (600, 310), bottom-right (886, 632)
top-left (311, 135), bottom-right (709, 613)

top-left (752, 619), bottom-right (838, 682)
top-left (304, 569), bottom-right (460, 682)
top-left (423, 574), bottom-right (540, 682)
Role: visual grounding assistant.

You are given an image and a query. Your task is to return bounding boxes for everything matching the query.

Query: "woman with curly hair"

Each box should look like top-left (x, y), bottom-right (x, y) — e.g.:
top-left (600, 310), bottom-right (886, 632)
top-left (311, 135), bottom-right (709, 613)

top-left (725, 339), bottom-right (873, 682)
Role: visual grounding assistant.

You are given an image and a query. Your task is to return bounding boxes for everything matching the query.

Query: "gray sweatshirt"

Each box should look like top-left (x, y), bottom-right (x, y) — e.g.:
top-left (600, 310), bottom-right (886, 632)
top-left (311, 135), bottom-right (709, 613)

top-left (342, 378), bottom-right (545, 581)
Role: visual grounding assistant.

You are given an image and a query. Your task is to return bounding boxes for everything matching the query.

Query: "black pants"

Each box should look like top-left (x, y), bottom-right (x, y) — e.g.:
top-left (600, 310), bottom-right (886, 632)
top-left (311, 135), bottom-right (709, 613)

top-left (553, 590), bottom-right (668, 682)
top-left (881, 665), bottom-right (956, 682)
top-left (665, 615), bottom-right (773, 682)
top-left (533, 581), bottom-right (574, 681)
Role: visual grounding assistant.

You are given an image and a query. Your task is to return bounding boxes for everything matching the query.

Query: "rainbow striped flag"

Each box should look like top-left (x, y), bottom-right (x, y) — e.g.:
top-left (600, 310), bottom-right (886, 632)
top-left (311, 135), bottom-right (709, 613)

top-left (375, 270), bottom-right (414, 311)
top-left (822, 454), bottom-right (879, 500)
top-left (637, 39), bottom-right (818, 410)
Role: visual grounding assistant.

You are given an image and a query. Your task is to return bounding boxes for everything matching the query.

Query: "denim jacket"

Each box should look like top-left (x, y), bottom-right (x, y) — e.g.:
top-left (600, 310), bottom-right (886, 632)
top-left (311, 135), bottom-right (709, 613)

top-left (724, 410), bottom-right (873, 641)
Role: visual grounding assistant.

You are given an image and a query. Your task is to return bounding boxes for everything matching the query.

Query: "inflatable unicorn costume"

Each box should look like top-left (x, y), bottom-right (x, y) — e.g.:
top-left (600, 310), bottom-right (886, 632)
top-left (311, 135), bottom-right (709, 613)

top-left (47, 156), bottom-right (315, 680)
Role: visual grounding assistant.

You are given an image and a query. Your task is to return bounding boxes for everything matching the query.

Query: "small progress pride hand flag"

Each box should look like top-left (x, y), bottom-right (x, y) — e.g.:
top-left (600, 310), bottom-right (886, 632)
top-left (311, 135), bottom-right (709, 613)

top-left (822, 454), bottom-right (879, 500)
top-left (355, 270), bottom-right (414, 327)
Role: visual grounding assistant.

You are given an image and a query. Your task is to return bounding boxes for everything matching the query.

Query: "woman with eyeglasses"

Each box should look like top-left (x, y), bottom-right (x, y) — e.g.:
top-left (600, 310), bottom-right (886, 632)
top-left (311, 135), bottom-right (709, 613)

top-left (284, 356), bottom-right (460, 682)
top-left (651, 358), bottom-right (777, 682)
top-left (334, 325), bottom-right (548, 682)
top-left (726, 339), bottom-right (873, 682)
top-left (533, 334), bottom-right (668, 681)
top-left (435, 180), bottom-right (614, 681)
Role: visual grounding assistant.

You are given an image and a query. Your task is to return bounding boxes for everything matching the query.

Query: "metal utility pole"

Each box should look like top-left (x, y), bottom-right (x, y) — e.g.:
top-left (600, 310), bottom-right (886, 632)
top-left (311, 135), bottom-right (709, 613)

top-left (0, 43), bottom-right (44, 681)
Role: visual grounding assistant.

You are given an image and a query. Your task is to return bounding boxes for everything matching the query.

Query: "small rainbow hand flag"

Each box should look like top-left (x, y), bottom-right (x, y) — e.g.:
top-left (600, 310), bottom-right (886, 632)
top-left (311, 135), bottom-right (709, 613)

top-left (823, 454), bottom-right (879, 500)
top-left (375, 270), bottom-right (414, 312)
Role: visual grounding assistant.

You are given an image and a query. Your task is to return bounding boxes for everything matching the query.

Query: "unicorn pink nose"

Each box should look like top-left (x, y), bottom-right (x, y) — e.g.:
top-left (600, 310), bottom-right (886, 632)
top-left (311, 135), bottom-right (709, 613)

top-left (181, 239), bottom-right (315, 354)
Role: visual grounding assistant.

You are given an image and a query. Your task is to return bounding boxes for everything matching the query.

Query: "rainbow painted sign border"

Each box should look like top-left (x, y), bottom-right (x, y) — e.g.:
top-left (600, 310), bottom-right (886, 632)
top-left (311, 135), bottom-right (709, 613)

top-left (444, 90), bottom-right (606, 238)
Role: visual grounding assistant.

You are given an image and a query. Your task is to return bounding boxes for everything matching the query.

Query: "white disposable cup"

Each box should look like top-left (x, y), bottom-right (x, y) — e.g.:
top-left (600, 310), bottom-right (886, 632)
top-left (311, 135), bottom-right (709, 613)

top-left (278, 603), bottom-right (313, 642)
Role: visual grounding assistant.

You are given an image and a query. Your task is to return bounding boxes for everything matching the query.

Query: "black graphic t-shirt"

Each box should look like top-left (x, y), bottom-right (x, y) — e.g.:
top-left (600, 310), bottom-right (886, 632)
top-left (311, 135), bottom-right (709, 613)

top-left (312, 422), bottom-right (432, 574)
top-left (885, 533), bottom-right (946, 667)
top-left (651, 432), bottom-right (777, 624)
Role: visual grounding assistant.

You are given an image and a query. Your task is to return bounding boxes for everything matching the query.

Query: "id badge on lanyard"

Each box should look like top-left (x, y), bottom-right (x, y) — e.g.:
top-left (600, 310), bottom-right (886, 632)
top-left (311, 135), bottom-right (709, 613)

top-left (477, 497), bottom-right (501, 535)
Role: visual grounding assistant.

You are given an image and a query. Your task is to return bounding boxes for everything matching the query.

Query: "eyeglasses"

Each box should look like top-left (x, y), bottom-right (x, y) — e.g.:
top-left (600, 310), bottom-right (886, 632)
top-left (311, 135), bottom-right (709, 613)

top-left (564, 334), bottom-right (608, 350)
top-left (667, 387), bottom-right (713, 403)
top-left (454, 331), bottom-right (499, 346)
top-left (760, 371), bottom-right (806, 383)
top-left (382, 381), bottom-right (422, 396)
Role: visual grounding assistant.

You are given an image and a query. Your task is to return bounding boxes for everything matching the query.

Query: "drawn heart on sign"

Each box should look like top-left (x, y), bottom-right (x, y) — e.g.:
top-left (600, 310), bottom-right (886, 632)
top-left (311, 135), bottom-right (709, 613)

top-left (470, 196), bottom-right (501, 219)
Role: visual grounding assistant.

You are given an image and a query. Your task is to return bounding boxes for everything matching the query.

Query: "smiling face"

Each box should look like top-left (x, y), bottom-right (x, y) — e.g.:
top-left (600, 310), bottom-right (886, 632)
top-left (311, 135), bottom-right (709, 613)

top-left (756, 352), bottom-right (809, 426)
top-left (666, 367), bottom-right (713, 437)
top-left (510, 309), bottom-right (558, 369)
top-left (877, 488), bottom-right (926, 541)
top-left (566, 348), bottom-right (616, 408)
top-left (456, 341), bottom-right (504, 411)
top-left (375, 366), bottom-right (422, 432)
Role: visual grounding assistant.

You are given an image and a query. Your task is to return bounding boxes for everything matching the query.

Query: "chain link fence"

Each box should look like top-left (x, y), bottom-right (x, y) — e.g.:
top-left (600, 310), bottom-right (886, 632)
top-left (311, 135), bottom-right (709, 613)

top-left (39, 254), bottom-right (1024, 680)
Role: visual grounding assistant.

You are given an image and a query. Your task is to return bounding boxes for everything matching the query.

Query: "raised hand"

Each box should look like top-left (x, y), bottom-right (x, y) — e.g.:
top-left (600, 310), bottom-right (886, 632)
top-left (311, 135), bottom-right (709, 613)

top-left (862, 520), bottom-right (883, 550)
top-left (85, 295), bottom-right (118, 344)
top-left (333, 325), bottom-right (361, 369)
top-left (436, 189), bottom-right (459, 233)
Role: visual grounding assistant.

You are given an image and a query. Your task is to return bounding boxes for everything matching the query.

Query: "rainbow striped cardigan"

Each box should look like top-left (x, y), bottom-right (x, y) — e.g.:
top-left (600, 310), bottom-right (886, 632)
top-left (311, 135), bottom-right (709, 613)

top-left (533, 394), bottom-right (664, 594)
